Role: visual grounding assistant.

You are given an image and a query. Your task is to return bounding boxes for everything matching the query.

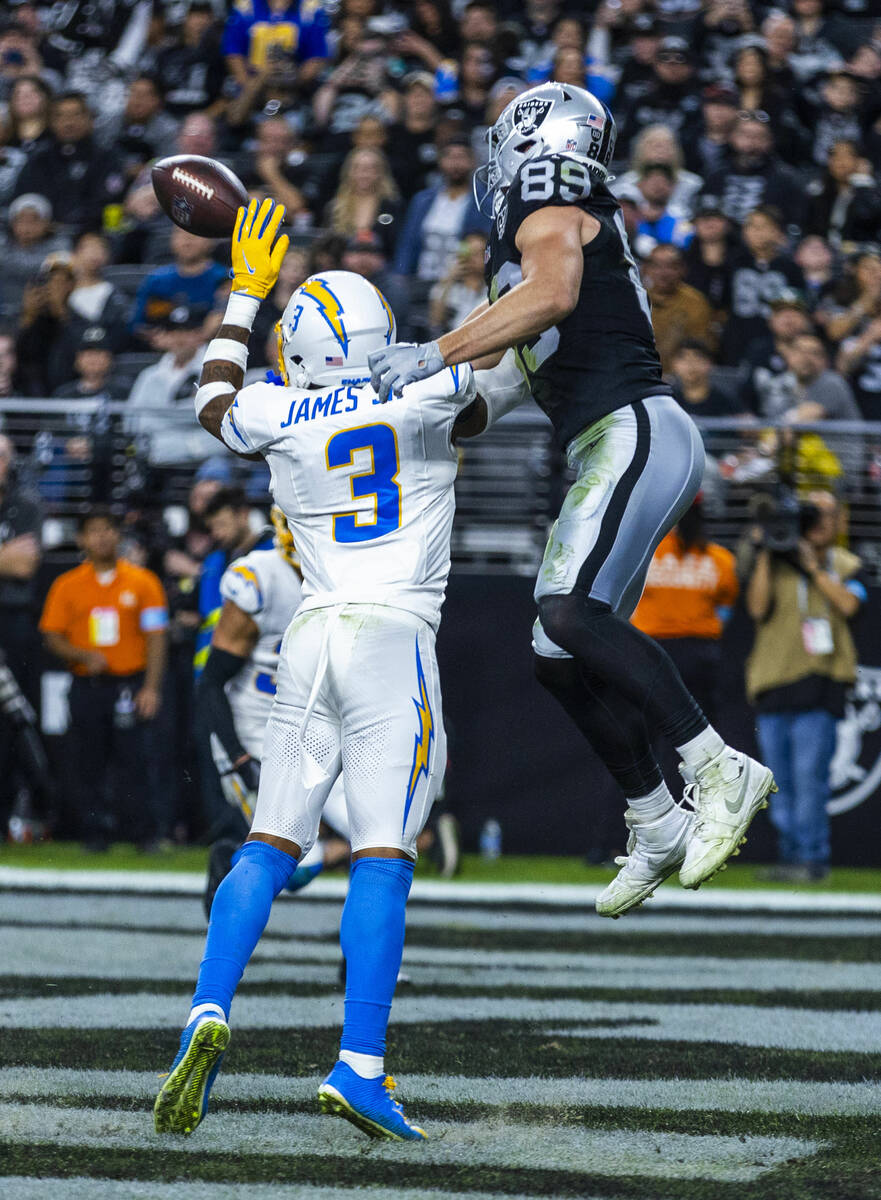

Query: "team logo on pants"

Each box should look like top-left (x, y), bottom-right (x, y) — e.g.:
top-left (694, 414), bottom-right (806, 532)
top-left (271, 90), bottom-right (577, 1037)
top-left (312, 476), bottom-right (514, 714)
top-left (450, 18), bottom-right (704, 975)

top-left (404, 639), bottom-right (434, 831)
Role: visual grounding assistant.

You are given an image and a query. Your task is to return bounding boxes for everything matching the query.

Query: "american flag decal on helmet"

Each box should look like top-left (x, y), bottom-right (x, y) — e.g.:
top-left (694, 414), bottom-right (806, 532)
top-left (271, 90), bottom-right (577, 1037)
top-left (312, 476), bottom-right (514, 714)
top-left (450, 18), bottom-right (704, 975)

top-left (325, 355), bottom-right (344, 366)
top-left (586, 112), bottom-right (604, 129)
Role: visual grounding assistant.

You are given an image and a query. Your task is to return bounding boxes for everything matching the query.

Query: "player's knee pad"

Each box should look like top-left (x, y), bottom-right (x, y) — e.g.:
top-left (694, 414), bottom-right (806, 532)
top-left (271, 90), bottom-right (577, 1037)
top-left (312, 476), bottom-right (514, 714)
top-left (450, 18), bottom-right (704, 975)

top-left (537, 592), bottom-right (612, 656)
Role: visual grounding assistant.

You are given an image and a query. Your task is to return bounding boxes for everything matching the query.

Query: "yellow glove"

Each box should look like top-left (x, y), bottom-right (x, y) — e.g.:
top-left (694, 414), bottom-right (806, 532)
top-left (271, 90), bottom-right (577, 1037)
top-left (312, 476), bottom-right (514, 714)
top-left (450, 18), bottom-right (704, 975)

top-left (231, 198), bottom-right (290, 299)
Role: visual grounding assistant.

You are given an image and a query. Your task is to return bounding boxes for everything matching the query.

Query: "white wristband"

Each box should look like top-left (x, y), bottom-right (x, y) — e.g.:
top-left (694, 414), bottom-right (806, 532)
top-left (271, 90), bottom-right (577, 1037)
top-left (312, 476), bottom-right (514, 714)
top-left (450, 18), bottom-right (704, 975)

top-left (195, 380), bottom-right (235, 417)
top-left (204, 338), bottom-right (249, 371)
top-left (224, 292), bottom-right (261, 330)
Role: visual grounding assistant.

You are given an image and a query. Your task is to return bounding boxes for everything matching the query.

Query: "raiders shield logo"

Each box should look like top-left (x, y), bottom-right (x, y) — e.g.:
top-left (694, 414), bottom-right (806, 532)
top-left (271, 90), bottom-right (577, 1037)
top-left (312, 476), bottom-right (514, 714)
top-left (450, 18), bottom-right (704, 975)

top-left (828, 665), bottom-right (881, 815)
top-left (512, 97), bottom-right (553, 135)
top-left (171, 193), bottom-right (193, 227)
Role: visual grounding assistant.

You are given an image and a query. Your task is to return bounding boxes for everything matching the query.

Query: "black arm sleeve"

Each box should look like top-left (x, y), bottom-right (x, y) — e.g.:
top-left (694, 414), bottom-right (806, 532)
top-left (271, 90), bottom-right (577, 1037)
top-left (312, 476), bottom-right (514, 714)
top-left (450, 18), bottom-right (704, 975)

top-left (194, 647), bottom-right (249, 766)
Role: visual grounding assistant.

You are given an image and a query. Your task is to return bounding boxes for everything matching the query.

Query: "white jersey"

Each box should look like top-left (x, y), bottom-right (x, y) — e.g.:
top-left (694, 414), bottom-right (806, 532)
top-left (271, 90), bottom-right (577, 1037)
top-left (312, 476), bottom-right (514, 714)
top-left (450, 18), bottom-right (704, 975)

top-left (220, 366), bottom-right (476, 631)
top-left (219, 547), bottom-right (303, 757)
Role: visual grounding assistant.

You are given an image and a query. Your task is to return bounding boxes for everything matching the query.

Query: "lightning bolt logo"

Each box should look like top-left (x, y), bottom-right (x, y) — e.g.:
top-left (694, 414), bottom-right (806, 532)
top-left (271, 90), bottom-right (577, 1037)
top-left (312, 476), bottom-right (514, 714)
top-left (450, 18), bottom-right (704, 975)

top-left (299, 277), bottom-right (348, 354)
top-left (404, 638), bottom-right (434, 832)
top-left (374, 285), bottom-right (395, 345)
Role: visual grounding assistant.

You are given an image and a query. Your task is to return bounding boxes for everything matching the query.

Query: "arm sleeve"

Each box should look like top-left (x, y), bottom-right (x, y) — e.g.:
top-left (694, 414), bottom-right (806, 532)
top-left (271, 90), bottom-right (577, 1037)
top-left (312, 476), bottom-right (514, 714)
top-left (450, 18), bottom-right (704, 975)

top-left (474, 350), bottom-right (531, 430)
top-left (220, 382), bottom-right (284, 454)
top-left (139, 570), bottom-right (169, 632)
top-left (194, 646), bottom-right (249, 765)
top-left (220, 558), bottom-right (266, 615)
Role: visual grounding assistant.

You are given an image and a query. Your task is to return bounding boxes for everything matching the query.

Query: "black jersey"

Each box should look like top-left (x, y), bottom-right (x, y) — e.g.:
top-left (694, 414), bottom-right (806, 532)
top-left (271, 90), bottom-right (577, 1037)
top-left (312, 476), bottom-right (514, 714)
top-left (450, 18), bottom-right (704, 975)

top-left (485, 154), bottom-right (671, 449)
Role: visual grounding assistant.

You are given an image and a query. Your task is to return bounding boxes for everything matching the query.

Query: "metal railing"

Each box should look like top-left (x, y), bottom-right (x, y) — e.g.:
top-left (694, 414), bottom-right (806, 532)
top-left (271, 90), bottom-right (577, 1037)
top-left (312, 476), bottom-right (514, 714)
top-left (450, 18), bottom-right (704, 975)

top-left (3, 398), bottom-right (881, 576)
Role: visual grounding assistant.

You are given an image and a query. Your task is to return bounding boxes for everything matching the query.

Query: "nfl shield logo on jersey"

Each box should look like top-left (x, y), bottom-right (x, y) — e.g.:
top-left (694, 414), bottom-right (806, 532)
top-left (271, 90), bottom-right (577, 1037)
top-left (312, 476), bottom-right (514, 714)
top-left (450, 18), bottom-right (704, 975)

top-left (513, 97), bottom-right (553, 135)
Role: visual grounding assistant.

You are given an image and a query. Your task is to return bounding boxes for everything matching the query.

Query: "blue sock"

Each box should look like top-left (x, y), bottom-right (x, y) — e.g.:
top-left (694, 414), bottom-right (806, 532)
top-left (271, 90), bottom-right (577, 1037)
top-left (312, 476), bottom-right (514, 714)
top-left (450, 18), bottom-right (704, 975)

top-left (339, 856), bottom-right (414, 1056)
top-left (192, 841), bottom-right (296, 1019)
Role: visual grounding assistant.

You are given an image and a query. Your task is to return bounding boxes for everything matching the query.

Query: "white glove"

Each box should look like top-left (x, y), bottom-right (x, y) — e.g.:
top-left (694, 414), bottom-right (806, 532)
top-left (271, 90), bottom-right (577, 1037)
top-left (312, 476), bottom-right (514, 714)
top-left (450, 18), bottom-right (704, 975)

top-left (368, 341), bottom-right (446, 403)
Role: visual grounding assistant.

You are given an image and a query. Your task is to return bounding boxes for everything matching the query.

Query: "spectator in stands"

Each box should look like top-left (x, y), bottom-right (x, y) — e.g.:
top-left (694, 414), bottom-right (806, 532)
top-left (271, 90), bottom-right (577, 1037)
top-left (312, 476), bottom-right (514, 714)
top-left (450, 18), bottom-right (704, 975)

top-left (794, 235), bottom-right (838, 311)
top-left (742, 490), bottom-right (864, 880)
top-left (40, 505), bottom-right (168, 852)
top-left (386, 72), bottom-right (440, 201)
top-left (682, 83), bottom-right (738, 178)
top-left (730, 44), bottom-right (807, 166)
top-left (437, 41), bottom-right (497, 130)
top-left (394, 135), bottom-right (488, 329)
top-left (149, 1), bottom-right (227, 119)
top-left (5, 75), bottom-right (53, 156)
top-left (222, 0), bottom-right (330, 91)
top-left (683, 195), bottom-right (733, 332)
top-left (615, 125), bottom-right (703, 219)
top-left (822, 248), bottom-right (881, 346)
top-left (703, 114), bottom-right (805, 229)
top-left (0, 20), bottom-right (55, 103)
top-left (631, 497), bottom-right (738, 748)
top-left (324, 147), bottom-right (403, 258)
top-left (244, 117), bottom-right (312, 224)
top-left (0, 194), bottom-right (71, 320)
top-left (743, 290), bottom-right (814, 415)
top-left (776, 331), bottom-right (861, 423)
top-left (429, 231), bottom-right (487, 335)
top-left (633, 165), bottom-right (694, 250)
top-left (836, 301), bottom-right (881, 416)
top-left (644, 244), bottom-right (714, 374)
top-left (720, 206), bottom-right (806, 364)
top-left (311, 19), bottom-right (395, 143)
top-left (611, 12), bottom-right (661, 115)
top-left (96, 74), bottom-right (180, 180)
top-left (671, 339), bottom-right (748, 421)
top-left (130, 227), bottom-right (227, 343)
top-left (15, 254), bottom-right (81, 395)
top-left (617, 36), bottom-right (702, 158)
top-left (127, 303), bottom-right (217, 465)
top-left (789, 0), bottom-right (846, 83)
top-left (13, 92), bottom-right (128, 235)
top-left (0, 126), bottom-right (26, 225)
top-left (52, 325), bottom-right (128, 402)
top-left (805, 140), bottom-right (881, 246)
top-left (68, 232), bottom-right (130, 343)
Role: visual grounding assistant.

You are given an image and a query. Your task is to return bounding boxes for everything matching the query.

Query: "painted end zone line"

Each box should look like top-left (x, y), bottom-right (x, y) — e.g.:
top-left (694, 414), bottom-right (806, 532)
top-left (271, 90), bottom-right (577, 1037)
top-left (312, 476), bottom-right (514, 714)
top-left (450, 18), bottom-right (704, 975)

top-left (0, 866), bottom-right (879, 912)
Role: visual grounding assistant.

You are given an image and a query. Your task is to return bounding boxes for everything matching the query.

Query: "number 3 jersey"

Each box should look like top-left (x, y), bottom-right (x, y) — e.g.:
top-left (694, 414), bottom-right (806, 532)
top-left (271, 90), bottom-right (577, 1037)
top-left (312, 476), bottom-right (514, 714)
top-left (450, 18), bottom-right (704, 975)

top-left (487, 154), bottom-right (671, 449)
top-left (219, 547), bottom-right (303, 757)
top-left (219, 365), bottom-right (477, 632)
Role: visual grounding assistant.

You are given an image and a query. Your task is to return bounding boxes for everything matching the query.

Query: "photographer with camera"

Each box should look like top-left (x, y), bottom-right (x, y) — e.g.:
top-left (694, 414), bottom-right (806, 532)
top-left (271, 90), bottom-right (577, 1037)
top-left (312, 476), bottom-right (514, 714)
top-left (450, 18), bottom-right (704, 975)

top-left (742, 489), bottom-right (865, 880)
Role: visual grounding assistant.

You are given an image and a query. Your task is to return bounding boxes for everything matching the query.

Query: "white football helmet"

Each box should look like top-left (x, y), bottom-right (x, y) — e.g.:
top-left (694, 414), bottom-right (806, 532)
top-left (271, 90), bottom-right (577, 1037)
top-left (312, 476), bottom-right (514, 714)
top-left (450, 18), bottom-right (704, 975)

top-left (474, 81), bottom-right (616, 215)
top-left (276, 270), bottom-right (396, 389)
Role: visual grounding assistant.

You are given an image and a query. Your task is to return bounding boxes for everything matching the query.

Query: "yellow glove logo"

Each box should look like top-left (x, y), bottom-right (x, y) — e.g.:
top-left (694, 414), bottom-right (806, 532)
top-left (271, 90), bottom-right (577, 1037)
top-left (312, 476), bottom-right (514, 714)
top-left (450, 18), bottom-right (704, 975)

top-left (231, 198), bottom-right (290, 299)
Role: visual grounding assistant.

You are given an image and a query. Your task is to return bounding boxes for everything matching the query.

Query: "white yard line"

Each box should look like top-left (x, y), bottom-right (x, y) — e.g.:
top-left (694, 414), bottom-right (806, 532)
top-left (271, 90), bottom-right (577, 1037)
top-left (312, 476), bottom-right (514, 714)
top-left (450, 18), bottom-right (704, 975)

top-left (0, 1103), bottom-right (815, 1182)
top-left (1, 866), bottom-right (880, 912)
top-left (0, 992), bottom-right (877, 1051)
top-left (1, 1067), bottom-right (880, 1116)
top-left (0, 1183), bottom-right (609, 1200)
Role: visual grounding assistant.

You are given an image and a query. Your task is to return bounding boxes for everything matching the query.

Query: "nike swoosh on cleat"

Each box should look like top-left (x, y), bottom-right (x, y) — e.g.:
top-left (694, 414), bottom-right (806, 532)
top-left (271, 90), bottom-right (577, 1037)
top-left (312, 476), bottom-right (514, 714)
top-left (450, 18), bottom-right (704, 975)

top-left (724, 772), bottom-right (748, 813)
top-left (241, 251), bottom-right (255, 274)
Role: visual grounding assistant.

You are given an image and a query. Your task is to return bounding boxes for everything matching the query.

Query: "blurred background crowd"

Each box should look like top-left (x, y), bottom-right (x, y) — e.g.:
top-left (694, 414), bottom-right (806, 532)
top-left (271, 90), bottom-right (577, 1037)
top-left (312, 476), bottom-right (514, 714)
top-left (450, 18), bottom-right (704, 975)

top-left (1, 0), bottom-right (881, 866)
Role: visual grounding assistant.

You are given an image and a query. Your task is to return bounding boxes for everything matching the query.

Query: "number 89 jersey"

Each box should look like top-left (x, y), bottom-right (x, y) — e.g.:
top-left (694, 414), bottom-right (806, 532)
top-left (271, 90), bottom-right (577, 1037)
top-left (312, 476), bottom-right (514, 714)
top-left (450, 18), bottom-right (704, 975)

top-left (220, 365), bottom-right (476, 632)
top-left (487, 154), bottom-right (672, 449)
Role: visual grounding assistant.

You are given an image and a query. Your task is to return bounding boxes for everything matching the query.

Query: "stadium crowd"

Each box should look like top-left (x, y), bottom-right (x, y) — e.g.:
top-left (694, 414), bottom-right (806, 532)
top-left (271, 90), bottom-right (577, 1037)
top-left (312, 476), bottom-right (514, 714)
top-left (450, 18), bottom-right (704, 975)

top-left (0, 0), bottom-right (878, 860)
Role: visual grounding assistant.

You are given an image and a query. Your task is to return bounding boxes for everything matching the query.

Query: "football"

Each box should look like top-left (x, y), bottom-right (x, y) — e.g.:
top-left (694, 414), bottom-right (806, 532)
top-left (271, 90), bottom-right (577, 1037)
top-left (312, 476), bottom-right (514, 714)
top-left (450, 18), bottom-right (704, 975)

top-left (151, 154), bottom-right (250, 238)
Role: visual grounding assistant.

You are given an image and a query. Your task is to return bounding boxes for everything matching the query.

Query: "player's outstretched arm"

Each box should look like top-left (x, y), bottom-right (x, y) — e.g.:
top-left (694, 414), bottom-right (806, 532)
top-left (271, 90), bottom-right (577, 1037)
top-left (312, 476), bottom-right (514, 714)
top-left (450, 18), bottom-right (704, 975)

top-left (369, 206), bottom-right (596, 402)
top-left (195, 198), bottom-right (289, 446)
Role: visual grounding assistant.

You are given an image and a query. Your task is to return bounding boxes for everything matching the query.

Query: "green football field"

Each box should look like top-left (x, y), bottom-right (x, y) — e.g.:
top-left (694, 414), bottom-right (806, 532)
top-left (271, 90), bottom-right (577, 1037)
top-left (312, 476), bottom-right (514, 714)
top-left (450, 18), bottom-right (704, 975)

top-left (1, 857), bottom-right (880, 1199)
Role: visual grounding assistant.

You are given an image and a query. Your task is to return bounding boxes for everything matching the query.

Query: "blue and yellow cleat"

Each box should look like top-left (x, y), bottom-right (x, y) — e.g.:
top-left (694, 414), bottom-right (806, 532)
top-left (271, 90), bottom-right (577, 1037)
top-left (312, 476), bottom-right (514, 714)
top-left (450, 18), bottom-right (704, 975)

top-left (317, 1061), bottom-right (427, 1141)
top-left (153, 1014), bottom-right (229, 1135)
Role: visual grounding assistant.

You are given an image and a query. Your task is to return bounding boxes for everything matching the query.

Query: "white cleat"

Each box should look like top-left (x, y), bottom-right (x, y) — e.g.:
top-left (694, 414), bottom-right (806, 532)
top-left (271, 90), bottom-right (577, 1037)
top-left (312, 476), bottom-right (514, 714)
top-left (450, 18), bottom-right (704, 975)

top-left (596, 805), bottom-right (693, 919)
top-left (678, 749), bottom-right (777, 890)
